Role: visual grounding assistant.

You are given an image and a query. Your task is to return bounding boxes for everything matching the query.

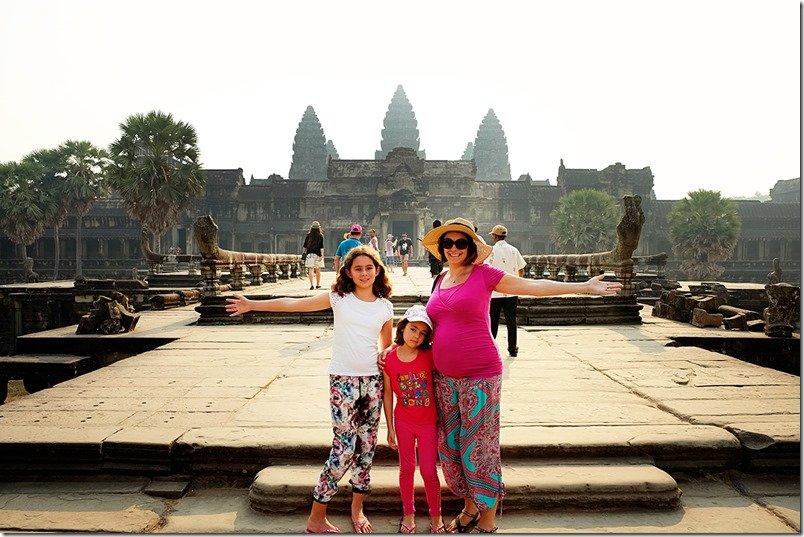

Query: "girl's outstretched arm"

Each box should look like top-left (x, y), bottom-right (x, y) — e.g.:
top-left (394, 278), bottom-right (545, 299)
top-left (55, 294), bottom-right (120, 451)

top-left (225, 292), bottom-right (331, 316)
top-left (494, 273), bottom-right (623, 297)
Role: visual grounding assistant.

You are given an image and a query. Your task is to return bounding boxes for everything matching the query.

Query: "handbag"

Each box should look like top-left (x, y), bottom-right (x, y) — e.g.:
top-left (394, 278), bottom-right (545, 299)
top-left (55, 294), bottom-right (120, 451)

top-left (301, 251), bottom-right (307, 262)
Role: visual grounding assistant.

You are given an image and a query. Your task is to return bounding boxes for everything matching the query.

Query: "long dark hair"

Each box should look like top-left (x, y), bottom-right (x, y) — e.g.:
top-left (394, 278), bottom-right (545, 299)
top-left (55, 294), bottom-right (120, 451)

top-left (332, 245), bottom-right (392, 298)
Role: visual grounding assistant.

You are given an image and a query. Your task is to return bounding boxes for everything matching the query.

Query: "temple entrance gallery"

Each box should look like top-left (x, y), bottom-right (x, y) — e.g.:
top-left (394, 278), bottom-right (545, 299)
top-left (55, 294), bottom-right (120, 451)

top-left (0, 148), bottom-right (800, 284)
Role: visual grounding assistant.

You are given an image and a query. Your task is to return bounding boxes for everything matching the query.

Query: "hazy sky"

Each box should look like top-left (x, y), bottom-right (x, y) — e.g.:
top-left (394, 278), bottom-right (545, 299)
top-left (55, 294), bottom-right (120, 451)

top-left (1, 0), bottom-right (799, 200)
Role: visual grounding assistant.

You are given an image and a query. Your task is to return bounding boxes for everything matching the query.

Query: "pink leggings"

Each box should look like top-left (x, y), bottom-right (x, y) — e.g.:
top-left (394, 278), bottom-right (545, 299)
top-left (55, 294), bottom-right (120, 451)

top-left (395, 418), bottom-right (442, 517)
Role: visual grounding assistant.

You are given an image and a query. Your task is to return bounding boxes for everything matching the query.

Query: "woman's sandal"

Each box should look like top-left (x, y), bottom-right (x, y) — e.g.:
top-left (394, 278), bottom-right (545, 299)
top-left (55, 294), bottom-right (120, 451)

top-left (448, 509), bottom-right (480, 533)
top-left (430, 522), bottom-right (447, 534)
top-left (469, 526), bottom-right (498, 533)
top-left (398, 518), bottom-right (416, 534)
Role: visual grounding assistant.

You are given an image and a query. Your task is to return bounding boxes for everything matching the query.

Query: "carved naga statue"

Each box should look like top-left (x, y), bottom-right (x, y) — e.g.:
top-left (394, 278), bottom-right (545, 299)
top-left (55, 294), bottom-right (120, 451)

top-left (194, 215), bottom-right (283, 265)
top-left (193, 214), bottom-right (306, 293)
top-left (526, 195), bottom-right (646, 292)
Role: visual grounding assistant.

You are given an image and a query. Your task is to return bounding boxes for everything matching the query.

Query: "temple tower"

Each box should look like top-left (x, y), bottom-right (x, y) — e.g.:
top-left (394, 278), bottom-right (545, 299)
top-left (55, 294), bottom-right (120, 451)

top-left (461, 142), bottom-right (474, 160)
top-left (375, 85), bottom-right (426, 160)
top-left (326, 140), bottom-right (339, 160)
top-left (473, 108), bottom-right (512, 181)
top-left (288, 106), bottom-right (329, 180)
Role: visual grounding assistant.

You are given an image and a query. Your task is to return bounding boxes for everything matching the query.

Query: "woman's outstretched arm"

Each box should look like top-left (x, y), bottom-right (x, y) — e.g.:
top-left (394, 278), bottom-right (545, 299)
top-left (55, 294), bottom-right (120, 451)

top-left (494, 273), bottom-right (623, 297)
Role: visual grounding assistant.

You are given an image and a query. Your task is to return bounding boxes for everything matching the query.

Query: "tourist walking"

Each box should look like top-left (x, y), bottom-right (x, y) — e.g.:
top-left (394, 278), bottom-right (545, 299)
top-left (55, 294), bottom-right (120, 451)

top-left (396, 232), bottom-right (414, 276)
top-left (487, 224), bottom-right (526, 357)
top-left (384, 234), bottom-right (397, 273)
top-left (367, 228), bottom-right (380, 254)
top-left (226, 246), bottom-right (393, 534)
top-left (409, 217), bottom-right (622, 533)
top-left (382, 305), bottom-right (446, 534)
top-left (303, 221), bottom-right (325, 290)
top-left (334, 224), bottom-right (363, 273)
top-left (316, 227), bottom-right (326, 274)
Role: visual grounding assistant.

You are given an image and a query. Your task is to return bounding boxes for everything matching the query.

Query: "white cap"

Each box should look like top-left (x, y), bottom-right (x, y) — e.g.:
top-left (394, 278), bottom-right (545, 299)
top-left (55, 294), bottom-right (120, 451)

top-left (402, 304), bottom-right (432, 330)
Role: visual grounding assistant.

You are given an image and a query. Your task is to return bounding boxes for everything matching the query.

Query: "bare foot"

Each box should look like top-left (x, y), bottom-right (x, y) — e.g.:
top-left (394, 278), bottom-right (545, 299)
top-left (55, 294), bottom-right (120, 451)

top-left (351, 513), bottom-right (373, 534)
top-left (305, 516), bottom-right (340, 533)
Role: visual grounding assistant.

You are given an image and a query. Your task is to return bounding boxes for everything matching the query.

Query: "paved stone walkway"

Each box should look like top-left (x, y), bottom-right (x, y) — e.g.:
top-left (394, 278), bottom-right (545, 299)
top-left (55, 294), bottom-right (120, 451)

top-left (0, 266), bottom-right (799, 532)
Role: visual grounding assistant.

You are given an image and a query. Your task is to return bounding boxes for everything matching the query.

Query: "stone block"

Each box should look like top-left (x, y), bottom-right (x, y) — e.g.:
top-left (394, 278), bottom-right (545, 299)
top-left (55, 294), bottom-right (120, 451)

top-left (747, 319), bottom-right (766, 332)
top-left (691, 308), bottom-right (723, 328)
top-left (723, 314), bottom-right (748, 331)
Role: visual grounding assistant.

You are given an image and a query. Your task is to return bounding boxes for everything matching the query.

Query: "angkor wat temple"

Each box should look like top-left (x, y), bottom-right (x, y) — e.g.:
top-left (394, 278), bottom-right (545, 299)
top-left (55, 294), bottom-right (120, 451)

top-left (0, 85), bottom-right (799, 284)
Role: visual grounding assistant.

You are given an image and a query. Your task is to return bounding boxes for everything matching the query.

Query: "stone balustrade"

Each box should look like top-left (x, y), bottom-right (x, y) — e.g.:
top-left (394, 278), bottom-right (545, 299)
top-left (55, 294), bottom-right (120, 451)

top-left (521, 195), bottom-right (646, 295)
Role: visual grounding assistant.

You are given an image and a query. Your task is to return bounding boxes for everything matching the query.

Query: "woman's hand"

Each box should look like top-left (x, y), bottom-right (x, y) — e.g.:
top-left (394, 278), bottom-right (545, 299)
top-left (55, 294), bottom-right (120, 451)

top-left (586, 274), bottom-right (623, 295)
top-left (225, 294), bottom-right (251, 316)
top-left (377, 346), bottom-right (392, 371)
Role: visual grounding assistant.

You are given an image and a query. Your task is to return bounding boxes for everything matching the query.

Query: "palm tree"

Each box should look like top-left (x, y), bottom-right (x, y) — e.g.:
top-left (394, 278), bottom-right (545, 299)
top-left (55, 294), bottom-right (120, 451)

top-left (551, 188), bottom-right (619, 253)
top-left (0, 160), bottom-right (57, 270)
top-left (26, 141), bottom-right (113, 278)
top-left (22, 148), bottom-right (66, 279)
top-left (667, 189), bottom-right (741, 280)
top-left (107, 111), bottom-right (205, 252)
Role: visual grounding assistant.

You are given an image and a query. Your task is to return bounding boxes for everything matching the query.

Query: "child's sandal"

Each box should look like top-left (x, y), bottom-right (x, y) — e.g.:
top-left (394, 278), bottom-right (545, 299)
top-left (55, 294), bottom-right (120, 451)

top-left (398, 518), bottom-right (415, 534)
top-left (430, 522), bottom-right (447, 534)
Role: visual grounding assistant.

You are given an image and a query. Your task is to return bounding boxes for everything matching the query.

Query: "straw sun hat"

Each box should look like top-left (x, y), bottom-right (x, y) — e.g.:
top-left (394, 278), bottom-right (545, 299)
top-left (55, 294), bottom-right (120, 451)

top-left (421, 217), bottom-right (493, 264)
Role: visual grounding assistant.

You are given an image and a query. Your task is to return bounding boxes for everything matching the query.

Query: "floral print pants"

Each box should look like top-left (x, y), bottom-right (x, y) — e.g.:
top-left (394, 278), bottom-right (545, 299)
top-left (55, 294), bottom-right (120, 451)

top-left (312, 374), bottom-right (384, 503)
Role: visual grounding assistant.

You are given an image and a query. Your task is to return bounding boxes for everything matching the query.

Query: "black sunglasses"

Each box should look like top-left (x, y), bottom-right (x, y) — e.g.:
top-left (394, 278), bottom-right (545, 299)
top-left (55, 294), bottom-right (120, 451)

top-left (440, 237), bottom-right (470, 250)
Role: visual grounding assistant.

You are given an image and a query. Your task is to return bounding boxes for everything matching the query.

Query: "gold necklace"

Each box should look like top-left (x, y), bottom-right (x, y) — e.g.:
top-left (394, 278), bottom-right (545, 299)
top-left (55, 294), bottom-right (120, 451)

top-left (448, 268), bottom-right (467, 284)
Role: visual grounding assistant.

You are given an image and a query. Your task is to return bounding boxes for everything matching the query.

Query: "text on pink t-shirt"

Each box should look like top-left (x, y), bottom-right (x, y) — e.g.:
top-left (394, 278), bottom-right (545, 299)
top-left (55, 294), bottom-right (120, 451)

top-left (384, 347), bottom-right (437, 425)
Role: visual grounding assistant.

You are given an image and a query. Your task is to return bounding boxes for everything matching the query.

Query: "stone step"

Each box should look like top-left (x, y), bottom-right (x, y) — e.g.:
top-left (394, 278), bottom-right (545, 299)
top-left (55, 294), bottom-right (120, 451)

top-left (169, 424), bottom-right (741, 476)
top-left (248, 459), bottom-right (681, 514)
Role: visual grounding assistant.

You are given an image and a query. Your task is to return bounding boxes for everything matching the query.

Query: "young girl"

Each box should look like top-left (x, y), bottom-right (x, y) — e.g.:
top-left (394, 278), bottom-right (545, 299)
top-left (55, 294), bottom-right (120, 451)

top-left (226, 245), bottom-right (394, 534)
top-left (382, 305), bottom-right (446, 534)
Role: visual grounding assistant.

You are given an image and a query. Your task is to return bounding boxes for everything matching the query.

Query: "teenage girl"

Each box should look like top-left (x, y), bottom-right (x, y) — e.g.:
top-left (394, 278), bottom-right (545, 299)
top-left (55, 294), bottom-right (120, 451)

top-left (382, 305), bottom-right (446, 534)
top-left (226, 245), bottom-right (394, 534)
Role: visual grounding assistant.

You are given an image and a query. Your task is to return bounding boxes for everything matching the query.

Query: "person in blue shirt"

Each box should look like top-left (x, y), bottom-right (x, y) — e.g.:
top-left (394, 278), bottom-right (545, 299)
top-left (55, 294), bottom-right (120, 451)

top-left (334, 224), bottom-right (364, 273)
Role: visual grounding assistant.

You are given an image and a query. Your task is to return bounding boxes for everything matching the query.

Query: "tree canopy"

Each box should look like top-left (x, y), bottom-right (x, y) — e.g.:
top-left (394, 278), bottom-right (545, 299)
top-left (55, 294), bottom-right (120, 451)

top-left (550, 188), bottom-right (619, 253)
top-left (0, 160), bottom-right (57, 261)
top-left (107, 111), bottom-right (204, 247)
top-left (23, 141), bottom-right (112, 276)
top-left (667, 189), bottom-right (741, 279)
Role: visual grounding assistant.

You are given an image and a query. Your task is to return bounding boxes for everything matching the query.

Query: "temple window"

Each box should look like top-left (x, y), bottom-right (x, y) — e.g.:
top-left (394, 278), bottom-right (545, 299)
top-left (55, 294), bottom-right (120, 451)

top-left (767, 239), bottom-right (781, 260)
top-left (746, 240), bottom-right (759, 259)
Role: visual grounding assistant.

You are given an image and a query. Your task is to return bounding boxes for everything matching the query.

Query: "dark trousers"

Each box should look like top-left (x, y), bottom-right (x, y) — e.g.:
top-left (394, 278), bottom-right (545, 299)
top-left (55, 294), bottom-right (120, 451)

top-left (490, 296), bottom-right (518, 353)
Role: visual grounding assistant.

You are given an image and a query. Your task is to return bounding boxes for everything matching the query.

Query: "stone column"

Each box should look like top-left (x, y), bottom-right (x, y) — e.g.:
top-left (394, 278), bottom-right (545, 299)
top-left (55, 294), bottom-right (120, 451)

top-left (201, 261), bottom-right (222, 298)
top-left (248, 264), bottom-right (263, 286)
top-left (230, 263), bottom-right (245, 291)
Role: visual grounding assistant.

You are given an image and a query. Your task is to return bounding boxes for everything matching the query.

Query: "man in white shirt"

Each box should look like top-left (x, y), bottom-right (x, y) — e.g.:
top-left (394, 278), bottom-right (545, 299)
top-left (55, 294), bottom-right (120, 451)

top-left (488, 224), bottom-right (527, 357)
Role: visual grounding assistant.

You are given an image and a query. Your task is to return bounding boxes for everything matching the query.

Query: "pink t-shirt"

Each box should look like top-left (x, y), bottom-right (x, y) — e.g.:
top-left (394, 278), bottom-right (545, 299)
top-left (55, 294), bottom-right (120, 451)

top-left (426, 263), bottom-right (506, 379)
top-left (384, 348), bottom-right (437, 425)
